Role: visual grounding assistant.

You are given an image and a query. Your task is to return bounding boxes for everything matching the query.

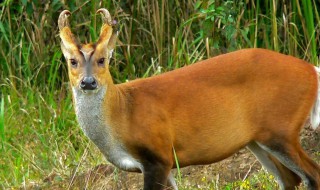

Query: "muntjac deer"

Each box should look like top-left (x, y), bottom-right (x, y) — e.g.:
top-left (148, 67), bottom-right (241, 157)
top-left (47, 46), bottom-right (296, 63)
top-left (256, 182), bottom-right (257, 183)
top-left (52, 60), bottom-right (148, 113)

top-left (58, 9), bottom-right (320, 190)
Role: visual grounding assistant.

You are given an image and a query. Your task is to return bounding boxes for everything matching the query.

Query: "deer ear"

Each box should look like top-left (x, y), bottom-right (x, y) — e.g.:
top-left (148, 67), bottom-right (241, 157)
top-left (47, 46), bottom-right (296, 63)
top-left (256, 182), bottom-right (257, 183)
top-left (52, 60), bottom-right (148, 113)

top-left (58, 10), bottom-right (79, 58)
top-left (107, 24), bottom-right (118, 59)
top-left (96, 9), bottom-right (117, 58)
top-left (60, 41), bottom-right (71, 59)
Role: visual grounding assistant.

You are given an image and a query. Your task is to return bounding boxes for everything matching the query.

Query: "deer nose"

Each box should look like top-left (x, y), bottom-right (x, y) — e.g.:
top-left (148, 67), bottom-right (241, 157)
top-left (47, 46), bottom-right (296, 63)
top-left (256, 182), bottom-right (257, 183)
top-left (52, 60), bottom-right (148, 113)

top-left (80, 76), bottom-right (97, 90)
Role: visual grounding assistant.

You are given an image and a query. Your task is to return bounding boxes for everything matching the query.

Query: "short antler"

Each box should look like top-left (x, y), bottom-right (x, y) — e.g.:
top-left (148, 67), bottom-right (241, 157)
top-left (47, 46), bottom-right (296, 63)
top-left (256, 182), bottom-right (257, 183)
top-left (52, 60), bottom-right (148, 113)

top-left (58, 10), bottom-right (79, 56)
top-left (96, 8), bottom-right (117, 52)
top-left (58, 10), bottom-right (71, 30)
top-left (96, 8), bottom-right (113, 26)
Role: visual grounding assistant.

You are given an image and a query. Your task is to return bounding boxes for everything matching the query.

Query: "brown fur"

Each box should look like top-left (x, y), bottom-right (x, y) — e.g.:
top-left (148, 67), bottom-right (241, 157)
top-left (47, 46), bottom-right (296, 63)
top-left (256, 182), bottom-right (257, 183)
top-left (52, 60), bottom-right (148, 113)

top-left (114, 49), bottom-right (317, 164)
top-left (59, 9), bottom-right (320, 190)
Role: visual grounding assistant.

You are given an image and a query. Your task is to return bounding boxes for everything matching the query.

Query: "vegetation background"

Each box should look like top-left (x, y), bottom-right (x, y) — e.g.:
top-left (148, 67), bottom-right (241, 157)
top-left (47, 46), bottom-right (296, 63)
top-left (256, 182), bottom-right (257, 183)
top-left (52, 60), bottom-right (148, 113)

top-left (0, 0), bottom-right (319, 189)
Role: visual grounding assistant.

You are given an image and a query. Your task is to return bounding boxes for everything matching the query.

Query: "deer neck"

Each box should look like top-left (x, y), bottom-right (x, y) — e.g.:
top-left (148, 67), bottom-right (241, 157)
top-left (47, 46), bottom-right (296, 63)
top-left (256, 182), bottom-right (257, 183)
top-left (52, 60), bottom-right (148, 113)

top-left (71, 84), bottom-right (141, 171)
top-left (72, 86), bottom-right (111, 151)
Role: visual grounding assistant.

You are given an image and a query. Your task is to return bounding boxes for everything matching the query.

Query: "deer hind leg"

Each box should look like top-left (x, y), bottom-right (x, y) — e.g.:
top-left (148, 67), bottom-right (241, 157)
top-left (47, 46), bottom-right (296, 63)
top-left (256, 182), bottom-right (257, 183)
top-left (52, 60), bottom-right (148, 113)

top-left (256, 140), bottom-right (320, 190)
top-left (247, 142), bottom-right (301, 190)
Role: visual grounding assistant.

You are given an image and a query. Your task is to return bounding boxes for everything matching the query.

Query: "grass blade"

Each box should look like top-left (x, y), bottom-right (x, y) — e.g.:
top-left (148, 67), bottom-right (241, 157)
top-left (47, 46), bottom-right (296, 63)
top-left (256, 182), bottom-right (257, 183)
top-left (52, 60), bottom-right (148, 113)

top-left (0, 95), bottom-right (4, 150)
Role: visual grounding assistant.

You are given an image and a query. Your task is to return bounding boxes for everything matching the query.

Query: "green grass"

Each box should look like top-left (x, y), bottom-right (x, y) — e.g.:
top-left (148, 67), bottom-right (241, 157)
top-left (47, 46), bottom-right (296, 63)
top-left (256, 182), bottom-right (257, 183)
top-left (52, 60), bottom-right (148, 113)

top-left (178, 171), bottom-right (279, 190)
top-left (0, 0), bottom-right (319, 189)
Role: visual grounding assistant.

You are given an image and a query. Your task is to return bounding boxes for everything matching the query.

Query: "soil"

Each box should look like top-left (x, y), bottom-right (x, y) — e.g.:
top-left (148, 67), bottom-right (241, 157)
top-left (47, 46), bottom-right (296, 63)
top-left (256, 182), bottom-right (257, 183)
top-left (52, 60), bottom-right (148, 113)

top-left (26, 125), bottom-right (319, 190)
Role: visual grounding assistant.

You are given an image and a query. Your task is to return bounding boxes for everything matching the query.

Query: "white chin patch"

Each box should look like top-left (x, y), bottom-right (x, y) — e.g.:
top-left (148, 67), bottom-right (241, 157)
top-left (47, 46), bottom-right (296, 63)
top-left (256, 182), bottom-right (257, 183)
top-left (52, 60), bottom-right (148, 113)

top-left (80, 88), bottom-right (100, 94)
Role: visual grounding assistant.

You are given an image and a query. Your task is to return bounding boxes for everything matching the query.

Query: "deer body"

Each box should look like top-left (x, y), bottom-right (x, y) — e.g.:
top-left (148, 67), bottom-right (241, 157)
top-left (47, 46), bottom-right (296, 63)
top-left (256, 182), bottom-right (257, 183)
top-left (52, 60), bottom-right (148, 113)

top-left (59, 9), bottom-right (320, 190)
top-left (114, 50), bottom-right (317, 166)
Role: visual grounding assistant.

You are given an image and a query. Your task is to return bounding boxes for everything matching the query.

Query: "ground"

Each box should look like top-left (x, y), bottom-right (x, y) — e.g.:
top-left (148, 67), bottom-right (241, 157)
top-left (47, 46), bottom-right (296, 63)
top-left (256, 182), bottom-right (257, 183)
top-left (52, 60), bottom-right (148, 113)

top-left (25, 126), bottom-right (319, 190)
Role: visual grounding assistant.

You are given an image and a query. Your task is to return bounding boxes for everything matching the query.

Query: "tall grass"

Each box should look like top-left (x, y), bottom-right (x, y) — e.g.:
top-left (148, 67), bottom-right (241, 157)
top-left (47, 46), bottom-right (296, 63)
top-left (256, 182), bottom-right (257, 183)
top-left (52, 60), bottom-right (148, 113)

top-left (0, 0), bottom-right (319, 189)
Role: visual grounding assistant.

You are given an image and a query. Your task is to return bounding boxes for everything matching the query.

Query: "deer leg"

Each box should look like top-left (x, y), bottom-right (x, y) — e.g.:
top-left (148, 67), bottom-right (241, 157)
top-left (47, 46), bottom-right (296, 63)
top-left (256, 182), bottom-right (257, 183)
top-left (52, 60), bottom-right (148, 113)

top-left (142, 162), bottom-right (171, 190)
top-left (257, 141), bottom-right (320, 190)
top-left (137, 146), bottom-right (173, 190)
top-left (166, 171), bottom-right (178, 190)
top-left (248, 141), bottom-right (301, 190)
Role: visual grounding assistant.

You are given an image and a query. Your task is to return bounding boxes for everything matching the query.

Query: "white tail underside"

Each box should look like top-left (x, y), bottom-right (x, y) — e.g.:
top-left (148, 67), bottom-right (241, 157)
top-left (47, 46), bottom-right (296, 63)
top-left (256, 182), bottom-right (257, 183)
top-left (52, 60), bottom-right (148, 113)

top-left (310, 66), bottom-right (320, 130)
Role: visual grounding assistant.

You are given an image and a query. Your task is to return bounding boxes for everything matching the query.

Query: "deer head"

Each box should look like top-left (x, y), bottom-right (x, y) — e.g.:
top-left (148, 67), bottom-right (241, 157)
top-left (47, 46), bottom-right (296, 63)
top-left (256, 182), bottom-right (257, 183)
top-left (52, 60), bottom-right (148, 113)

top-left (58, 8), bottom-right (117, 92)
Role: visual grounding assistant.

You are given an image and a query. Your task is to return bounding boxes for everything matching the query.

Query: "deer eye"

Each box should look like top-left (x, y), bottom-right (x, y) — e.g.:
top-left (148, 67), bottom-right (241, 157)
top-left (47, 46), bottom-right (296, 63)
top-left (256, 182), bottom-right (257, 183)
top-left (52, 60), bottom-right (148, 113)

top-left (70, 59), bottom-right (78, 68)
top-left (97, 58), bottom-right (105, 67)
